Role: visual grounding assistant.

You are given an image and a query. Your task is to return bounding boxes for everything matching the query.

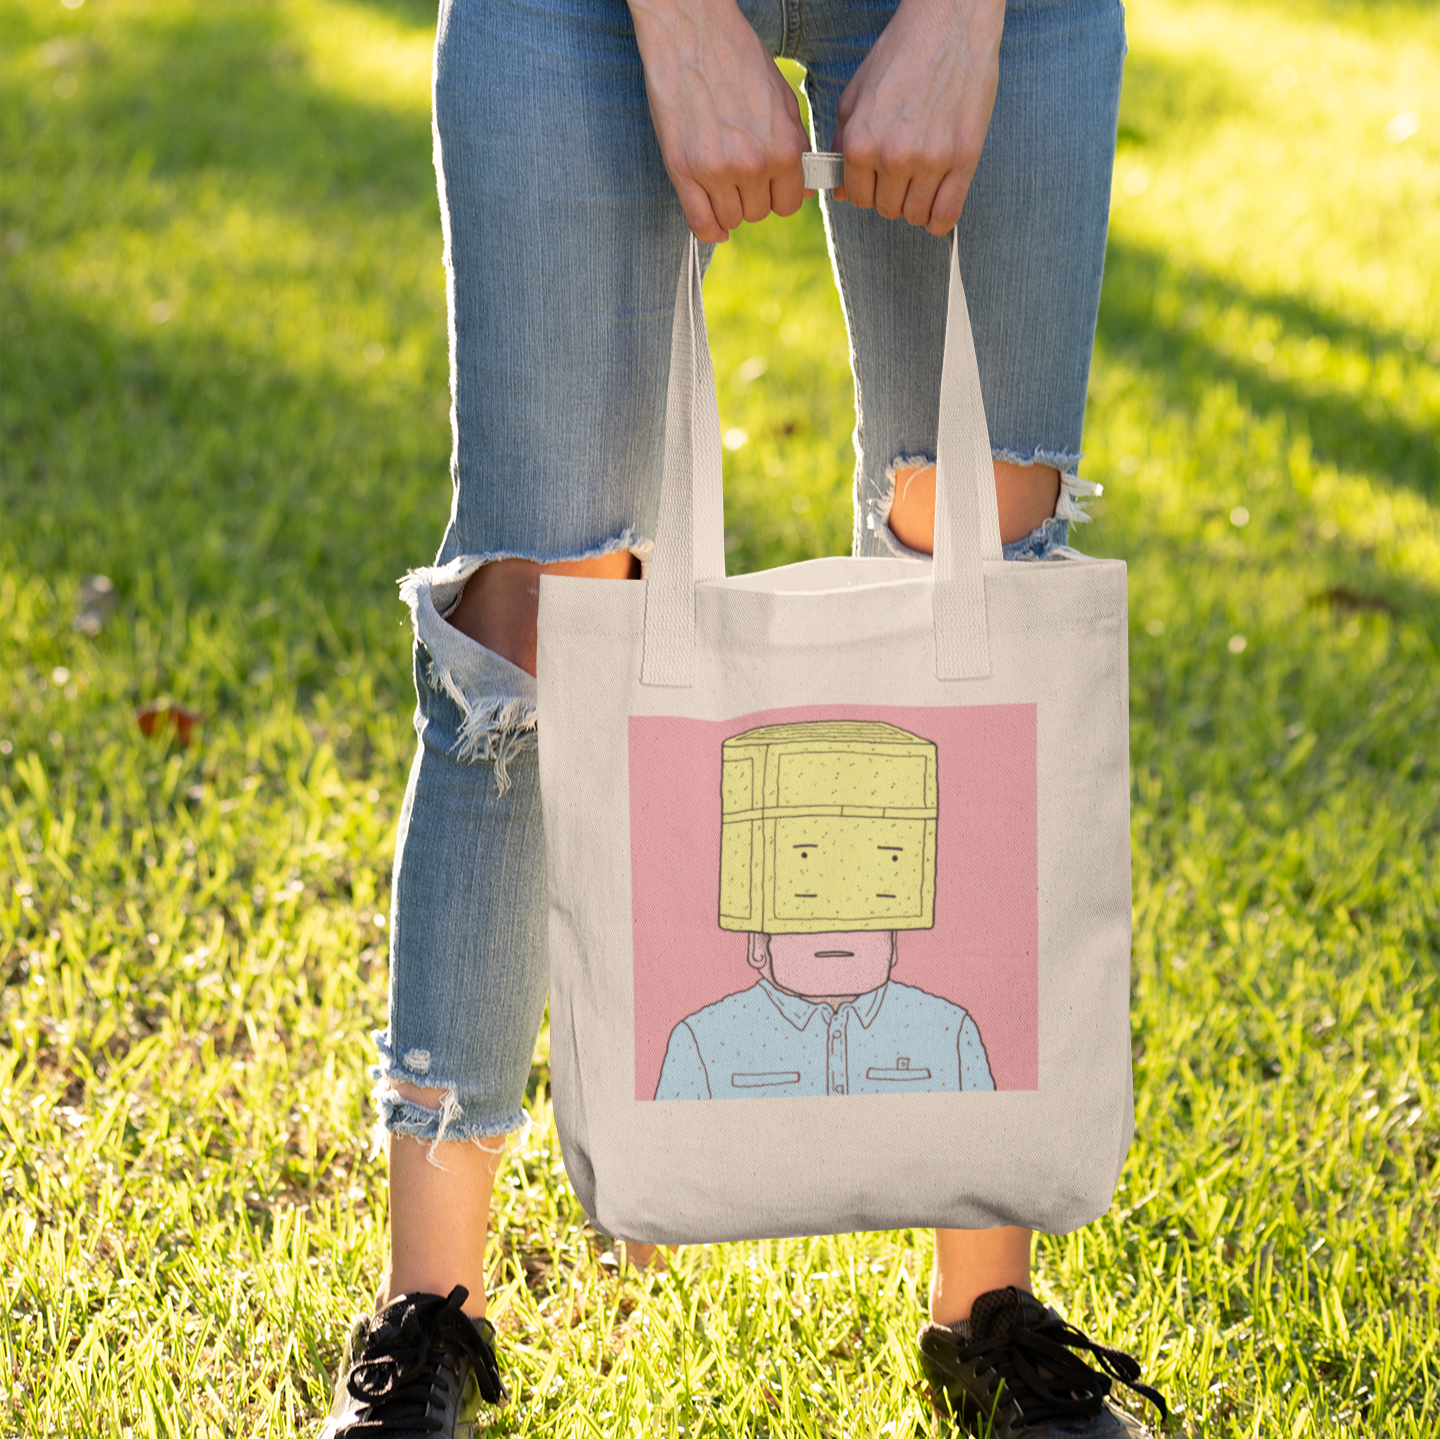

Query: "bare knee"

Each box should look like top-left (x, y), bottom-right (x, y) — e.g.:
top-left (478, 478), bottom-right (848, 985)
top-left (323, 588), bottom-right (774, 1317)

top-left (887, 460), bottom-right (1061, 554)
top-left (446, 553), bottom-right (639, 677)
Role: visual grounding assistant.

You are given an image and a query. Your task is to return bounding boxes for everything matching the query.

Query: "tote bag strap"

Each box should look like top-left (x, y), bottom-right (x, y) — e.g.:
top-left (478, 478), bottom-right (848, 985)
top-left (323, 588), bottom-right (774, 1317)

top-left (641, 232), bottom-right (1001, 687)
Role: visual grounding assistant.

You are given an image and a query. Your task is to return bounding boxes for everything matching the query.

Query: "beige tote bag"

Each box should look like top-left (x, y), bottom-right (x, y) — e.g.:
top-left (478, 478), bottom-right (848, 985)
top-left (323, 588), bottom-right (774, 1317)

top-left (538, 235), bottom-right (1133, 1243)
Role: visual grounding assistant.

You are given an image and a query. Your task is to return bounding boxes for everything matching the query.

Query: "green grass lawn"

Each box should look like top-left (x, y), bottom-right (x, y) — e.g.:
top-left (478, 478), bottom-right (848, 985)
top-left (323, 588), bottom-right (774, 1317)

top-left (2, 0), bottom-right (1437, 1434)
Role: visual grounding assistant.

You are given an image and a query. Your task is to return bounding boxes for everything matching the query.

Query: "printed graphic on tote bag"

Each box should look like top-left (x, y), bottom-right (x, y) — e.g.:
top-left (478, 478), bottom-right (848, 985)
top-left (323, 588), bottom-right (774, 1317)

top-left (630, 705), bottom-right (1039, 1100)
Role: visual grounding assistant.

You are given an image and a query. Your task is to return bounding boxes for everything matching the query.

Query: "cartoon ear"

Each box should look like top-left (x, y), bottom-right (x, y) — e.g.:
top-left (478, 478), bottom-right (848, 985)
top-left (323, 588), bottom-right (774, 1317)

top-left (746, 933), bottom-right (771, 970)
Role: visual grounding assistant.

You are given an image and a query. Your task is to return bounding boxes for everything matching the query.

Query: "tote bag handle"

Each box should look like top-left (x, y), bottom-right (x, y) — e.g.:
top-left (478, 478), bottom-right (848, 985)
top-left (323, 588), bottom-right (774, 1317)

top-left (641, 232), bottom-right (1002, 687)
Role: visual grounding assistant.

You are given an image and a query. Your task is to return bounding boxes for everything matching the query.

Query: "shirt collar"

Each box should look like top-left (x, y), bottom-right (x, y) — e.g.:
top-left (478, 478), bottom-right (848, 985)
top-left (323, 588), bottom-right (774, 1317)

top-left (757, 977), bottom-right (889, 1032)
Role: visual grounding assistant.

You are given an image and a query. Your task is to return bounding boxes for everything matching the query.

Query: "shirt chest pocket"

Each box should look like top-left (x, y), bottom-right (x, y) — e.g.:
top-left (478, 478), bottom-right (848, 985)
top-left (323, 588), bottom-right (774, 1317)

top-left (865, 1066), bottom-right (933, 1082)
top-left (731, 1071), bottom-right (802, 1089)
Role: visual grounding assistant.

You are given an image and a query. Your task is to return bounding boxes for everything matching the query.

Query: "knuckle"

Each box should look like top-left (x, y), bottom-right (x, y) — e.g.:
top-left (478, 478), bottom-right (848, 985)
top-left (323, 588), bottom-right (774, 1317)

top-left (955, 138), bottom-right (985, 172)
top-left (734, 154), bottom-right (767, 185)
top-left (928, 207), bottom-right (960, 237)
top-left (689, 147), bottom-right (723, 185)
top-left (921, 143), bottom-right (952, 174)
top-left (845, 131), bottom-right (880, 166)
top-left (775, 131), bottom-right (805, 166)
top-left (877, 139), bottom-right (909, 172)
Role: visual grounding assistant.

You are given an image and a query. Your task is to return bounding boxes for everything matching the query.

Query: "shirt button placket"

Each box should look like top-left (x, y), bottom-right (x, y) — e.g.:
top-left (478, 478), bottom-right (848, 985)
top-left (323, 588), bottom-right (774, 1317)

top-left (829, 1014), bottom-right (847, 1096)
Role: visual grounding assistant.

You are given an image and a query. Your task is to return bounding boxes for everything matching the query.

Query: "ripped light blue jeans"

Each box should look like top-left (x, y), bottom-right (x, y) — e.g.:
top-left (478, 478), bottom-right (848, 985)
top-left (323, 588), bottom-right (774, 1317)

top-left (374, 0), bottom-right (1128, 1143)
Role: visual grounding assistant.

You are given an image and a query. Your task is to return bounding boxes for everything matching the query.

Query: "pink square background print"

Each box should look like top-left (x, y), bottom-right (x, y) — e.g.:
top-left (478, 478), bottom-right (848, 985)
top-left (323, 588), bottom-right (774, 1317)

top-left (628, 703), bottom-right (1038, 1099)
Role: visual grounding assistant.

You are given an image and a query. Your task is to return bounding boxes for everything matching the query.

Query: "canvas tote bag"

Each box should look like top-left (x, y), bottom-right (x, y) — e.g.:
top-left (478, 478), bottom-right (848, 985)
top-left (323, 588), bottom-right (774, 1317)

top-left (537, 233), bottom-right (1134, 1244)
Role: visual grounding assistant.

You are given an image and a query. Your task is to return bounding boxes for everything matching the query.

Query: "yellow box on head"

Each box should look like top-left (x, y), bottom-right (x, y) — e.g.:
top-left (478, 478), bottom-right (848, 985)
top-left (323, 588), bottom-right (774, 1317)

top-left (718, 720), bottom-right (938, 934)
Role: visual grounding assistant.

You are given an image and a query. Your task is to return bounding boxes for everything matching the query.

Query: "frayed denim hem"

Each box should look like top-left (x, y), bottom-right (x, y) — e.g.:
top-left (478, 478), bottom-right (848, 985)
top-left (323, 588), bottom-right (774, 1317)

top-left (370, 1034), bottom-right (530, 1167)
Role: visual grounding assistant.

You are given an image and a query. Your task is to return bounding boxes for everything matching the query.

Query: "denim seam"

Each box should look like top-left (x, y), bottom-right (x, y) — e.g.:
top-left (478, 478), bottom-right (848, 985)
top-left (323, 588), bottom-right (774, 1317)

top-left (779, 0), bottom-right (802, 60)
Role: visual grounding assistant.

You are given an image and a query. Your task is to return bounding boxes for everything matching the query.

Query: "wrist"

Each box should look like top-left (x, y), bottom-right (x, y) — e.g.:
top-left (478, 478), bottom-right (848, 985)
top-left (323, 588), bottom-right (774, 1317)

top-left (627, 0), bottom-right (740, 29)
top-left (891, 0), bottom-right (1004, 28)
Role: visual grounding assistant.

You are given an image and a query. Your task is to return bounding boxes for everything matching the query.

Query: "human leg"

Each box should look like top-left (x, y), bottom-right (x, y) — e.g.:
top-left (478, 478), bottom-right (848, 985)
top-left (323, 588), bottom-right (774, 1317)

top-left (888, 457), bottom-right (1060, 552)
top-left (357, 0), bottom-right (689, 1385)
top-left (444, 553), bottom-right (638, 677)
top-left (929, 1227), bottom-right (1033, 1326)
top-left (384, 1124), bottom-right (504, 1317)
top-left (802, 0), bottom-right (1125, 561)
top-left (798, 0), bottom-right (1127, 1337)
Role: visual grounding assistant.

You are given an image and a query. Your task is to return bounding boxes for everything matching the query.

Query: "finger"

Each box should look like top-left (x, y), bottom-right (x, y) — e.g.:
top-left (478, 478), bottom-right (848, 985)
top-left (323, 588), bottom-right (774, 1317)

top-left (702, 175), bottom-right (748, 235)
top-left (840, 161), bottom-right (876, 209)
top-left (673, 175), bottom-right (730, 244)
top-left (924, 168), bottom-right (973, 237)
top-left (771, 167), bottom-right (806, 217)
top-left (739, 178), bottom-right (774, 225)
top-left (872, 161), bottom-right (912, 221)
top-left (901, 167), bottom-right (943, 229)
top-left (782, 77), bottom-right (805, 134)
top-left (839, 114), bottom-right (881, 209)
top-left (768, 98), bottom-right (809, 218)
top-left (829, 114), bottom-right (848, 203)
top-left (840, 137), bottom-right (879, 209)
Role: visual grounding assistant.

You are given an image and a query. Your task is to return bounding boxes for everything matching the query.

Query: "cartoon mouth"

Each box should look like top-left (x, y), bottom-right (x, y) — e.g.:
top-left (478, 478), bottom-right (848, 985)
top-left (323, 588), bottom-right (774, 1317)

top-left (812, 950), bottom-right (855, 958)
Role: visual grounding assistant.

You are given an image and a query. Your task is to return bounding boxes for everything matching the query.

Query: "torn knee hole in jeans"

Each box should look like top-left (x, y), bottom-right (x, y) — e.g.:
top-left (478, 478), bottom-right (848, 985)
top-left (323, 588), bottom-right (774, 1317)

top-left (399, 540), bottom-right (649, 792)
top-left (866, 452), bottom-right (1102, 559)
top-left (399, 555), bottom-right (536, 791)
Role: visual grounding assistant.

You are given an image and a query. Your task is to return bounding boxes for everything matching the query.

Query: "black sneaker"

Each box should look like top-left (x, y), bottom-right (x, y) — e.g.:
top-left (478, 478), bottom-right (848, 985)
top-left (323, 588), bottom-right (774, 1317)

top-left (918, 1287), bottom-right (1167, 1437)
top-left (320, 1286), bottom-right (506, 1438)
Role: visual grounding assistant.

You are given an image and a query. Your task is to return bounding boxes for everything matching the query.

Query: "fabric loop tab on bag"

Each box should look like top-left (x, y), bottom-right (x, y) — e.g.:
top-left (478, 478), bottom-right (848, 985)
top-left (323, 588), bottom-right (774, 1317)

top-left (641, 233), bottom-right (999, 688)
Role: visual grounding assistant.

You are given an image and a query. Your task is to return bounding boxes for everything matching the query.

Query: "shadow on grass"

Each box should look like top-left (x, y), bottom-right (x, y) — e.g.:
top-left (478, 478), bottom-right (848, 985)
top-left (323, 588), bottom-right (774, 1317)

top-left (342, 0), bottom-right (442, 26)
top-left (9, 2), bottom-right (434, 210)
top-left (1099, 236), bottom-right (1439, 505)
top-left (1117, 48), bottom-right (1255, 149)
top-left (3, 0), bottom-right (450, 628)
top-left (1, 275), bottom-right (448, 620)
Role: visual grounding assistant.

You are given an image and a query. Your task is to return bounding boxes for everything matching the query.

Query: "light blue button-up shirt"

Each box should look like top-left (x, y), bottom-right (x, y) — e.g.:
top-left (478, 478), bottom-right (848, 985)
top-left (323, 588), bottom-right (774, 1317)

top-left (654, 977), bottom-right (995, 1100)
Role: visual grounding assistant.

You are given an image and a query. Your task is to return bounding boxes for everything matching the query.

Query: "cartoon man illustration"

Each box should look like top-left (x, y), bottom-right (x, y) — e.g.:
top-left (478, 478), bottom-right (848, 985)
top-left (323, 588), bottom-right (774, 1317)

top-left (654, 721), bottom-right (995, 1100)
